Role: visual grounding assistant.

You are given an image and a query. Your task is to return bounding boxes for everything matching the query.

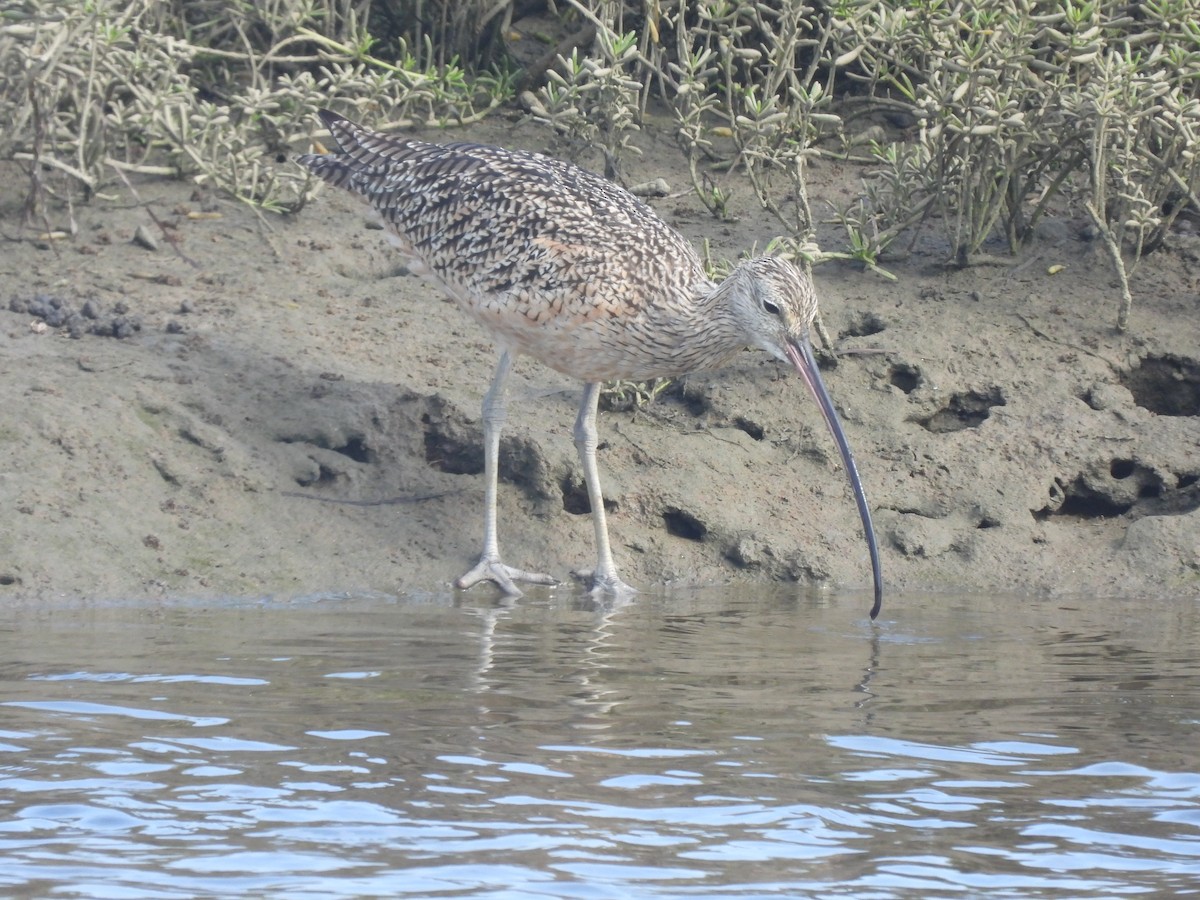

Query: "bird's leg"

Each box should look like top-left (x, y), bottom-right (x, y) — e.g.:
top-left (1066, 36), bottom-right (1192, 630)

top-left (455, 350), bottom-right (557, 596)
top-left (573, 382), bottom-right (637, 597)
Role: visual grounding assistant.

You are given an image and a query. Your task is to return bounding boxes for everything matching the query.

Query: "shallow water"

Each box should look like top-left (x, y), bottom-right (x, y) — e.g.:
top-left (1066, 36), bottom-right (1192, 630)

top-left (1, 588), bottom-right (1198, 898)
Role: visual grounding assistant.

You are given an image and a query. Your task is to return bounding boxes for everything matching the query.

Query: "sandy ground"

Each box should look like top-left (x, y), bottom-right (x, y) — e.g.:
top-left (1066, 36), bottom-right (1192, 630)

top-left (2, 111), bottom-right (1198, 611)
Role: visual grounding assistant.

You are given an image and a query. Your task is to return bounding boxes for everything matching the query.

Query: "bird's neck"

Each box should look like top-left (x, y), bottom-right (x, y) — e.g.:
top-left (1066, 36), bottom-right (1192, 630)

top-left (662, 272), bottom-right (750, 374)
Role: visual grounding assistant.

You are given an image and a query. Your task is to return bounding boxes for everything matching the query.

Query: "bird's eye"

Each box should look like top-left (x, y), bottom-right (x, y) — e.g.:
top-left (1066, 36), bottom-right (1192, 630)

top-left (762, 300), bottom-right (781, 316)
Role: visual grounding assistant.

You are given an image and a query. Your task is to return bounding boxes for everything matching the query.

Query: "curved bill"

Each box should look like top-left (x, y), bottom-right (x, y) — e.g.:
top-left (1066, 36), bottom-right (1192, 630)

top-left (784, 333), bottom-right (883, 620)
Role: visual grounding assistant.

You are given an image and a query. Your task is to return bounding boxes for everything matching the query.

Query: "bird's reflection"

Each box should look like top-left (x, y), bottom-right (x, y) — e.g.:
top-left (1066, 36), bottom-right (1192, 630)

top-left (853, 627), bottom-right (882, 721)
top-left (461, 588), bottom-right (637, 730)
top-left (459, 584), bottom-right (882, 736)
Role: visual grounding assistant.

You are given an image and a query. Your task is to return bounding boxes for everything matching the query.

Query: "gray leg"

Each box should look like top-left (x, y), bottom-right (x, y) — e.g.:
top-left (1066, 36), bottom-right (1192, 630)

top-left (574, 382), bottom-right (636, 596)
top-left (456, 350), bottom-right (557, 595)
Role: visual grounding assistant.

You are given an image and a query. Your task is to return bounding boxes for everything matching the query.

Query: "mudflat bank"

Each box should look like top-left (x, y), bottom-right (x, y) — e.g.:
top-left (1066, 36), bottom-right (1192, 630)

top-left (2, 115), bottom-right (1198, 608)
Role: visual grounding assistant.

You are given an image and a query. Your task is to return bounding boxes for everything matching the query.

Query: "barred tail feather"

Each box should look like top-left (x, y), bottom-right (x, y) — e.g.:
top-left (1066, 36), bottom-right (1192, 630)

top-left (295, 152), bottom-right (359, 190)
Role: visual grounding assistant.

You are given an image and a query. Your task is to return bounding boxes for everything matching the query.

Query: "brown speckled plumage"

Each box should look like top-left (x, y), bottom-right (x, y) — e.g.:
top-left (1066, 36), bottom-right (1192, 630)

top-left (296, 110), bottom-right (882, 618)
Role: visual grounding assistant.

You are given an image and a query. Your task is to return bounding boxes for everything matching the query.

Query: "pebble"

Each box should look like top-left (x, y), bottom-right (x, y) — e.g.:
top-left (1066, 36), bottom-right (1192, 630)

top-left (629, 178), bottom-right (671, 198)
top-left (11, 291), bottom-right (141, 339)
top-left (132, 224), bottom-right (158, 251)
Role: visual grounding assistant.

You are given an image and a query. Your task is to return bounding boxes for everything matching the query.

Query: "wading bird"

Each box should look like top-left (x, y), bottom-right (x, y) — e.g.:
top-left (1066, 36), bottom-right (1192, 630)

top-left (297, 110), bottom-right (883, 618)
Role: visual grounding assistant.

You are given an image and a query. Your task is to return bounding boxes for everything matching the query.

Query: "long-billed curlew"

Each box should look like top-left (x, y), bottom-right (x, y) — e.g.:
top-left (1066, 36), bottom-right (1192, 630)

top-left (297, 110), bottom-right (883, 619)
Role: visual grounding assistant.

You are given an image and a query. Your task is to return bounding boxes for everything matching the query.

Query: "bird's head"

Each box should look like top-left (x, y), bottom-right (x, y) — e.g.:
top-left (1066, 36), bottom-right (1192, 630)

top-left (726, 255), bottom-right (883, 619)
top-left (726, 256), bottom-right (819, 364)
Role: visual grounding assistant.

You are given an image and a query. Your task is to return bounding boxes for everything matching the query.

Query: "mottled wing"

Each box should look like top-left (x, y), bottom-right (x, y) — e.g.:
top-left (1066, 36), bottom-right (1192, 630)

top-left (297, 111), bottom-right (707, 379)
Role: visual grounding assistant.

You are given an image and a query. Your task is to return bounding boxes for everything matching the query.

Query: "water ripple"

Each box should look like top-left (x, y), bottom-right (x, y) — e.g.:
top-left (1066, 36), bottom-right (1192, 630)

top-left (0, 590), bottom-right (1196, 897)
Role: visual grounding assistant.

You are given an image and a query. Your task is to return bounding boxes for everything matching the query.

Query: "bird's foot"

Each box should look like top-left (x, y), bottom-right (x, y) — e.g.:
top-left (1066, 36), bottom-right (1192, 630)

top-left (455, 556), bottom-right (558, 597)
top-left (572, 568), bottom-right (639, 598)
